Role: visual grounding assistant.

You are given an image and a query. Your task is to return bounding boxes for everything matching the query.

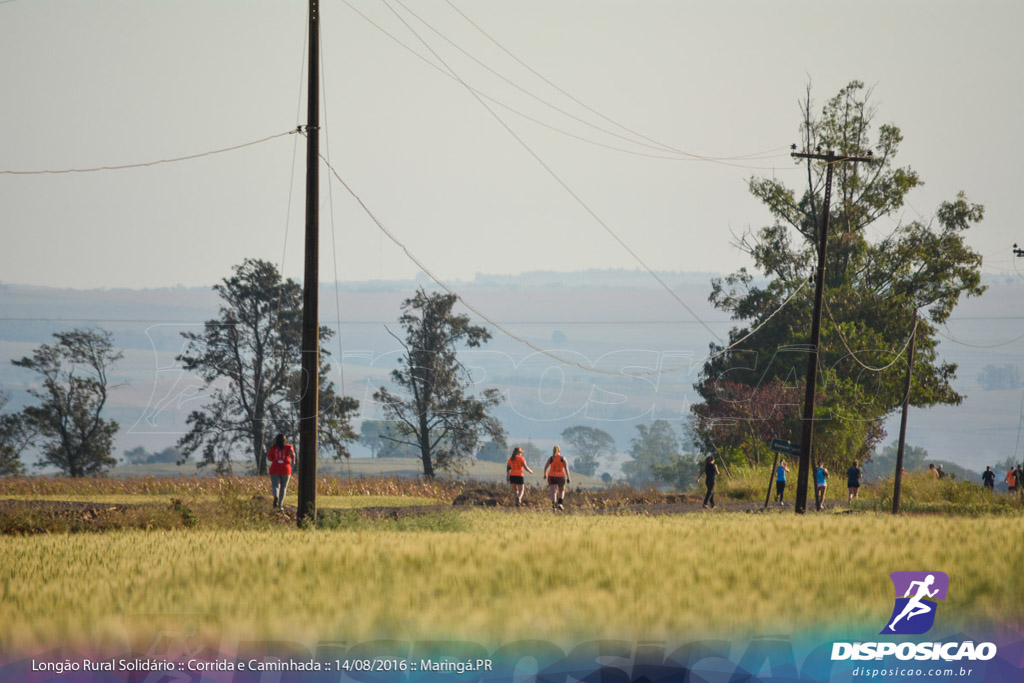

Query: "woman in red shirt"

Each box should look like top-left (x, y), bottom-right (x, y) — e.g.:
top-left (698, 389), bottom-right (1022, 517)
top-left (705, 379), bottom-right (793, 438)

top-left (267, 433), bottom-right (296, 508)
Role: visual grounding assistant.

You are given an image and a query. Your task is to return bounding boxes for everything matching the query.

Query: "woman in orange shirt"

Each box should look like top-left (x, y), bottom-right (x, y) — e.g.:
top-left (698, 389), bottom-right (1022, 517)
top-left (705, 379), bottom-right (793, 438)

top-left (506, 446), bottom-right (533, 507)
top-left (543, 446), bottom-right (571, 510)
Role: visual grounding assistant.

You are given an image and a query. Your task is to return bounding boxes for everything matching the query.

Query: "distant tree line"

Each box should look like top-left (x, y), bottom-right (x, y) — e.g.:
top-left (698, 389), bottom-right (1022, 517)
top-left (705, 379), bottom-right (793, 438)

top-left (123, 445), bottom-right (181, 465)
top-left (977, 364), bottom-right (1023, 391)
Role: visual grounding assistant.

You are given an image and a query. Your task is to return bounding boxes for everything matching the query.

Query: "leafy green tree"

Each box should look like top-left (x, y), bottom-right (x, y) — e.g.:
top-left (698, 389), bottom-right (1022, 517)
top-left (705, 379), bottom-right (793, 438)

top-left (695, 81), bottom-right (985, 471)
top-left (867, 441), bottom-right (929, 479)
top-left (373, 289), bottom-right (505, 477)
top-left (11, 328), bottom-right (123, 477)
top-left (280, 369), bottom-right (358, 462)
top-left (560, 425), bottom-right (616, 477)
top-left (176, 259), bottom-right (358, 475)
top-left (652, 454), bottom-right (701, 492)
top-left (0, 391), bottom-right (32, 476)
top-left (691, 379), bottom-right (804, 466)
top-left (622, 420), bottom-right (679, 487)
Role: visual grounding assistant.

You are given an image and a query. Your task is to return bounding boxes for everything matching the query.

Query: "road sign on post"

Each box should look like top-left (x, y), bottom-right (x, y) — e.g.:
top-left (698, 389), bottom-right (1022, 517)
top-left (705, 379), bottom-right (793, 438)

top-left (770, 438), bottom-right (801, 457)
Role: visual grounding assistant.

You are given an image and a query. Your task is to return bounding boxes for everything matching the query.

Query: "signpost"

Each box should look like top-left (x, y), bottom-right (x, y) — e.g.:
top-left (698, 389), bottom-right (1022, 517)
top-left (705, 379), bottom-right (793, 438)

top-left (770, 438), bottom-right (801, 457)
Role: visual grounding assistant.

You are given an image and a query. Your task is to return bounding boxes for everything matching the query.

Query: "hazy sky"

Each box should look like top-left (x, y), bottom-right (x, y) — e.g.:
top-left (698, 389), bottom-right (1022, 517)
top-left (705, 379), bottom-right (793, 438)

top-left (1, 0), bottom-right (1021, 291)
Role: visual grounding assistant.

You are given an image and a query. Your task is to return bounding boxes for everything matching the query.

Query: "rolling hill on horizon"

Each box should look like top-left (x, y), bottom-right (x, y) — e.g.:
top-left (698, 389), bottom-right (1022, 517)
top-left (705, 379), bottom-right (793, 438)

top-left (2, 270), bottom-right (1022, 478)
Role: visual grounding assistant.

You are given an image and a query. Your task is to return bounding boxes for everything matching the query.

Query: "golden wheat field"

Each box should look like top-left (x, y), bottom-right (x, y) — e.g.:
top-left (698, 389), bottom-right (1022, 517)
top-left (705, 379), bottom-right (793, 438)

top-left (2, 510), bottom-right (1022, 652)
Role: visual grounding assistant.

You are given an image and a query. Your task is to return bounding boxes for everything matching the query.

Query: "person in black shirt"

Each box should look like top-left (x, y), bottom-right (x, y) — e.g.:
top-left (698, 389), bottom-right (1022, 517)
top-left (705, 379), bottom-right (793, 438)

top-left (696, 455), bottom-right (719, 509)
top-left (847, 460), bottom-right (863, 502)
top-left (981, 466), bottom-right (996, 491)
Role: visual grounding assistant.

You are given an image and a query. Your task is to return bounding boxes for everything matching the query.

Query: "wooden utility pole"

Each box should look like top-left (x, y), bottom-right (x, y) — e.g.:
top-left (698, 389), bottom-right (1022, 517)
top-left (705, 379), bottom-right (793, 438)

top-left (297, 0), bottom-right (320, 527)
top-left (891, 310), bottom-right (918, 515)
top-left (764, 452), bottom-right (779, 509)
top-left (790, 149), bottom-right (873, 514)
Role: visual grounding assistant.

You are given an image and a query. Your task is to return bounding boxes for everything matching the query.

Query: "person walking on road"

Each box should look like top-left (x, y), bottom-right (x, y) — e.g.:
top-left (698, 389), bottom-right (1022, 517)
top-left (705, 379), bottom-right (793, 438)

top-left (506, 447), bottom-right (533, 507)
top-left (267, 433), bottom-right (296, 509)
top-left (847, 460), bottom-right (863, 503)
top-left (543, 446), bottom-right (571, 510)
top-left (814, 464), bottom-right (829, 510)
top-left (982, 466), bottom-right (996, 491)
top-left (696, 455), bottom-right (720, 509)
top-left (1005, 467), bottom-right (1018, 494)
top-left (775, 459), bottom-right (789, 505)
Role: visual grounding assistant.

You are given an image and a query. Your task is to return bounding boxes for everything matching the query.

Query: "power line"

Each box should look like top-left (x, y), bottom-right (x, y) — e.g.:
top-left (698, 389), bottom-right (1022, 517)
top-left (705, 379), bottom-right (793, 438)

top-left (0, 130), bottom-right (297, 175)
top-left (317, 149), bottom-right (809, 377)
top-left (935, 327), bottom-right (1024, 349)
top-left (270, 19), bottom-right (309, 371)
top-left (0, 317), bottom-right (733, 326)
top-left (401, 0), bottom-right (787, 164)
top-left (339, 0), bottom-right (790, 171)
top-left (443, 0), bottom-right (791, 165)
top-left (381, 0), bottom-right (725, 343)
top-left (823, 298), bottom-right (918, 372)
top-left (320, 20), bottom-right (348, 398)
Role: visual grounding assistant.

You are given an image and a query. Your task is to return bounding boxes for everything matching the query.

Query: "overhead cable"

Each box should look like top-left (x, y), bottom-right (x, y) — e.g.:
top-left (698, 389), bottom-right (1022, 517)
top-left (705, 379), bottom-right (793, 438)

top-left (402, 0), bottom-right (785, 164)
top-left (823, 298), bottom-right (918, 372)
top-left (0, 130), bottom-right (297, 175)
top-left (444, 0), bottom-right (790, 165)
top-left (340, 0), bottom-right (789, 171)
top-left (381, 0), bottom-right (725, 342)
top-left (321, 18), bottom-right (349, 397)
top-left (318, 148), bottom-right (809, 377)
top-left (935, 327), bottom-right (1024, 349)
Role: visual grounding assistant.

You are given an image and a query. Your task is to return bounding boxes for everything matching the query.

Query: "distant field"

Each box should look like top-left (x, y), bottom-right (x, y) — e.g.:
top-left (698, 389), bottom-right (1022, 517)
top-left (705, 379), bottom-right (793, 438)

top-left (109, 457), bottom-right (609, 488)
top-left (2, 511), bottom-right (1021, 652)
top-left (0, 493), bottom-right (442, 508)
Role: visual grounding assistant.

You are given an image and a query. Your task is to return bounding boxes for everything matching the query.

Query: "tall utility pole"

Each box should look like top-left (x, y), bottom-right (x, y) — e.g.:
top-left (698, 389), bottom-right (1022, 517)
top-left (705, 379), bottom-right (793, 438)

top-left (891, 309), bottom-right (918, 515)
top-left (297, 0), bottom-right (320, 527)
top-left (790, 148), bottom-right (873, 513)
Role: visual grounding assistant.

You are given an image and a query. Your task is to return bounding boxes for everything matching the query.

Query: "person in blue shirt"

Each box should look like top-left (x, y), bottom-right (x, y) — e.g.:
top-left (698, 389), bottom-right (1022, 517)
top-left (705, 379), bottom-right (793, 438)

top-left (775, 459), bottom-right (790, 505)
top-left (814, 464), bottom-right (829, 510)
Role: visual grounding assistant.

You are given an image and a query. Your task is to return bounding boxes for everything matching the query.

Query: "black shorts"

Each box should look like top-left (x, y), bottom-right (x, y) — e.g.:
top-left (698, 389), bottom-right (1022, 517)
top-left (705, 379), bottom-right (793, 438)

top-left (547, 476), bottom-right (566, 487)
top-left (508, 475), bottom-right (524, 485)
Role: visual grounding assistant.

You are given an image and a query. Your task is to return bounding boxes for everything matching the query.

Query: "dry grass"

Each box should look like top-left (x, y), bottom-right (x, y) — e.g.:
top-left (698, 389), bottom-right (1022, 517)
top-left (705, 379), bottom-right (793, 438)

top-left (2, 511), bottom-right (1021, 651)
top-left (0, 493), bottom-right (442, 508)
top-left (0, 475), bottom-right (464, 501)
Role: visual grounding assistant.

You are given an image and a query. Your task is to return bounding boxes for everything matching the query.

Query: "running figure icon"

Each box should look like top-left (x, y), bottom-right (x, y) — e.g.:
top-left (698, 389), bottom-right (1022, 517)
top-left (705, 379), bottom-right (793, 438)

top-left (887, 574), bottom-right (938, 631)
top-left (881, 571), bottom-right (949, 635)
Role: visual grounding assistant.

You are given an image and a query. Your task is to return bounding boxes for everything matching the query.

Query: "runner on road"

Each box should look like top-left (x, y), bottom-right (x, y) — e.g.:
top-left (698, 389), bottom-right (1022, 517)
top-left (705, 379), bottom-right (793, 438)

top-left (506, 447), bottom-right (533, 507)
top-left (543, 446), bottom-right (571, 510)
